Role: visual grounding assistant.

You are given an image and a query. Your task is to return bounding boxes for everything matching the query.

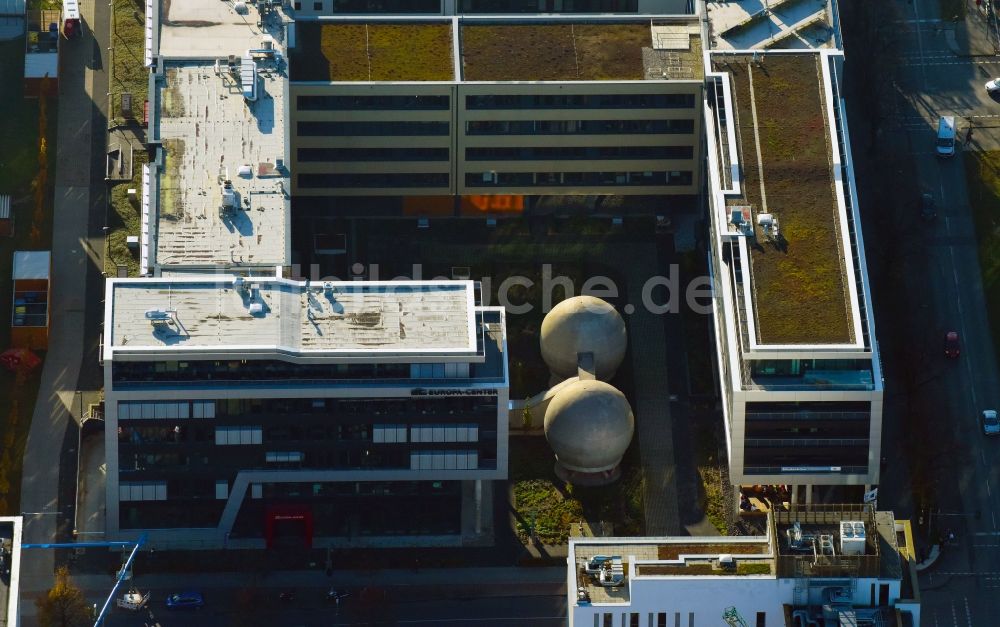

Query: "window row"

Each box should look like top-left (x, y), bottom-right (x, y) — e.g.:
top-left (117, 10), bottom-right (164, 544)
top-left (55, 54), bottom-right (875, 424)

top-left (410, 424), bottom-right (480, 443)
top-left (458, 0), bottom-right (639, 12)
top-left (465, 145), bottom-right (694, 161)
top-left (216, 426), bottom-right (263, 446)
top-left (467, 171), bottom-right (692, 187)
top-left (297, 121), bottom-right (450, 136)
top-left (119, 481), bottom-right (167, 502)
top-left (465, 119), bottom-right (695, 135)
top-left (297, 147), bottom-right (450, 162)
top-left (118, 401), bottom-right (215, 420)
top-left (266, 451), bottom-right (305, 463)
top-left (293, 0), bottom-right (440, 12)
top-left (411, 362), bottom-right (471, 379)
top-left (410, 451), bottom-right (479, 470)
top-left (298, 173), bottom-right (450, 189)
top-left (465, 93), bottom-right (695, 110)
top-left (297, 95), bottom-right (449, 111)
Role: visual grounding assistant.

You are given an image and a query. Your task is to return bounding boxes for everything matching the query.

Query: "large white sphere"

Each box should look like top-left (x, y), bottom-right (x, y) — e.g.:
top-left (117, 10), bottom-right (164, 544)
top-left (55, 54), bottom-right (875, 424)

top-left (540, 295), bottom-right (627, 380)
top-left (543, 379), bottom-right (634, 474)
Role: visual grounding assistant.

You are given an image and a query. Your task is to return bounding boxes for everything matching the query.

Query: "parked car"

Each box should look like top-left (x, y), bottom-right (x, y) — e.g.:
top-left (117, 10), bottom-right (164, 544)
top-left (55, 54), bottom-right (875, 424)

top-left (165, 591), bottom-right (204, 610)
top-left (987, 78), bottom-right (1000, 93)
top-left (945, 331), bottom-right (960, 358)
top-left (982, 410), bottom-right (999, 435)
top-left (921, 193), bottom-right (937, 221)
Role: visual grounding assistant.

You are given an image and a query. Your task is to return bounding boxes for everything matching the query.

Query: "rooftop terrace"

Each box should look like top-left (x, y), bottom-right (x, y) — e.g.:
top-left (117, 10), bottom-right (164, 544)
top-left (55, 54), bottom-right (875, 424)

top-left (107, 279), bottom-right (480, 357)
top-left (571, 537), bottom-right (773, 604)
top-left (715, 52), bottom-right (852, 344)
top-left (290, 22), bottom-right (454, 81)
top-left (153, 60), bottom-right (289, 268)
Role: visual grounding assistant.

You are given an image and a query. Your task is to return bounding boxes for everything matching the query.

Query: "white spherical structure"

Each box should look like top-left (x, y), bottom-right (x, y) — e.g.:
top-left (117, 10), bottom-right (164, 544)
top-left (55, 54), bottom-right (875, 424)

top-left (540, 295), bottom-right (627, 381)
top-left (543, 379), bottom-right (634, 485)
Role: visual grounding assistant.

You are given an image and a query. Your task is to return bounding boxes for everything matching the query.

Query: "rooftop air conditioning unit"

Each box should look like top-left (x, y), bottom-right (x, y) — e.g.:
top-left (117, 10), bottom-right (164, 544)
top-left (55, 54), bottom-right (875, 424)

top-left (718, 554), bottom-right (735, 569)
top-left (483, 171), bottom-right (497, 183)
top-left (840, 521), bottom-right (866, 556)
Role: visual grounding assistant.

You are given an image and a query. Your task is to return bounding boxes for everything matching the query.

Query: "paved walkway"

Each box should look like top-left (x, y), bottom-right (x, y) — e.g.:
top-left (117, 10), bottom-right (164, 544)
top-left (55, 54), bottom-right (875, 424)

top-left (19, 0), bottom-right (106, 597)
top-left (625, 245), bottom-right (680, 536)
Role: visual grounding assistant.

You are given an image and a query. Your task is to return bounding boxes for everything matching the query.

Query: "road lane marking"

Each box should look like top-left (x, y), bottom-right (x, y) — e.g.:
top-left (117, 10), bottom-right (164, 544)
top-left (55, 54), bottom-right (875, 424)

top-left (911, 0), bottom-right (928, 88)
top-left (965, 597), bottom-right (973, 627)
top-left (988, 479), bottom-right (993, 497)
top-left (994, 510), bottom-right (997, 530)
top-left (952, 601), bottom-right (959, 627)
top-left (900, 59), bottom-right (1000, 66)
top-left (396, 617), bottom-right (568, 624)
top-left (974, 531), bottom-right (1000, 535)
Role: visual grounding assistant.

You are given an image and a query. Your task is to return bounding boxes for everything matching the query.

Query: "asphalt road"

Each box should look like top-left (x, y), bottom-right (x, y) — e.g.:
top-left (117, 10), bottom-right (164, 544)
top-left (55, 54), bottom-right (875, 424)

top-left (92, 586), bottom-right (566, 627)
top-left (879, 1), bottom-right (1000, 625)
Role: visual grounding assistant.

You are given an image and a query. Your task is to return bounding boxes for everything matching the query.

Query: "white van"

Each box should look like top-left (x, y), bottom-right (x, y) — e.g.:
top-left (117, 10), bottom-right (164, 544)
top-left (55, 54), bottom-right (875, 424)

top-left (936, 116), bottom-right (956, 158)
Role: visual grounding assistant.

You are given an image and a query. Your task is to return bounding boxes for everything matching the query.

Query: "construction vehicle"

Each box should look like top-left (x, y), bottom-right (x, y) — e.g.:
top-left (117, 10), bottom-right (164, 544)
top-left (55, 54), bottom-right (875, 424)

top-left (723, 606), bottom-right (749, 627)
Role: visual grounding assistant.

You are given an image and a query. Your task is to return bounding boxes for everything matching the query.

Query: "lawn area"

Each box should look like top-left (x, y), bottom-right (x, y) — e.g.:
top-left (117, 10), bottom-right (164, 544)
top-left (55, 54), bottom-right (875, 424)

top-left (509, 436), bottom-right (644, 545)
top-left (720, 54), bottom-right (851, 345)
top-left (291, 22), bottom-right (454, 81)
top-left (964, 150), bottom-right (1000, 362)
top-left (0, 38), bottom-right (57, 515)
top-left (461, 23), bottom-right (649, 81)
top-left (110, 0), bottom-right (148, 124)
top-left (105, 152), bottom-right (148, 276)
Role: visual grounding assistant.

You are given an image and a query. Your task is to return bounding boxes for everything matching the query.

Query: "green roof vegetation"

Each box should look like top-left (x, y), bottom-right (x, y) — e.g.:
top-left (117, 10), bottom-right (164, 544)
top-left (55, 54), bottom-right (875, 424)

top-left (110, 0), bottom-right (149, 125)
top-left (657, 543), bottom-right (769, 560)
top-left (461, 23), bottom-right (649, 81)
top-left (639, 561), bottom-right (773, 576)
top-left (721, 54), bottom-right (852, 344)
top-left (291, 23), bottom-right (454, 81)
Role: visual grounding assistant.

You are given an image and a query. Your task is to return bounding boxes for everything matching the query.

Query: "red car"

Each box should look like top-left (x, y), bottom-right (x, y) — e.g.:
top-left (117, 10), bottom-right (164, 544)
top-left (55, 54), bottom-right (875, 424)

top-left (945, 331), bottom-right (960, 358)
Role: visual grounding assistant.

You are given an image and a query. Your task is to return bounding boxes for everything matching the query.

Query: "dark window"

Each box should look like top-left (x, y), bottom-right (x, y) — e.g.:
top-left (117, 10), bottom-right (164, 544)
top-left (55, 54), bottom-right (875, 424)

top-left (657, 614), bottom-right (667, 627)
top-left (297, 121), bottom-right (449, 136)
top-left (465, 145), bottom-right (693, 161)
top-left (313, 1), bottom-right (323, 9)
top-left (465, 93), bottom-right (694, 109)
top-left (667, 170), bottom-right (693, 185)
top-left (466, 171), bottom-right (669, 187)
top-left (294, 2), bottom-right (302, 9)
top-left (465, 119), bottom-right (693, 135)
top-left (603, 614), bottom-right (614, 627)
top-left (630, 614), bottom-right (640, 627)
top-left (298, 172), bottom-right (449, 189)
top-left (298, 147), bottom-right (449, 162)
top-left (458, 0), bottom-right (639, 13)
top-left (333, 0), bottom-right (439, 12)
top-left (756, 612), bottom-right (766, 627)
top-left (297, 95), bottom-right (449, 111)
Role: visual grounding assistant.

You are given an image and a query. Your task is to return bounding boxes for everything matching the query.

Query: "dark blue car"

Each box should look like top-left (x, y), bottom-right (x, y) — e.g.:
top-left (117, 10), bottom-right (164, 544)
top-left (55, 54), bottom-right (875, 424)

top-left (165, 591), bottom-right (204, 610)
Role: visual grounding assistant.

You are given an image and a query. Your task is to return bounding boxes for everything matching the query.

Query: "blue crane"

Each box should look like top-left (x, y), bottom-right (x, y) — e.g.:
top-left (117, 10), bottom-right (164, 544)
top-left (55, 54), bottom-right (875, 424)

top-left (22, 534), bottom-right (148, 627)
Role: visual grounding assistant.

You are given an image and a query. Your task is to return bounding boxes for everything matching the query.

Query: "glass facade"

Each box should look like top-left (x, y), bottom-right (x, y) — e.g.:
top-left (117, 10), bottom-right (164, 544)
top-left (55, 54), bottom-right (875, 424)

top-left (465, 119), bottom-right (694, 135)
top-left (297, 121), bottom-right (450, 136)
top-left (297, 95), bottom-right (450, 111)
top-left (465, 145), bottom-right (693, 160)
top-left (466, 170), bottom-right (692, 187)
top-left (458, 0), bottom-right (640, 12)
top-left (465, 93), bottom-right (695, 109)
top-left (298, 173), bottom-right (450, 188)
top-left (298, 147), bottom-right (450, 162)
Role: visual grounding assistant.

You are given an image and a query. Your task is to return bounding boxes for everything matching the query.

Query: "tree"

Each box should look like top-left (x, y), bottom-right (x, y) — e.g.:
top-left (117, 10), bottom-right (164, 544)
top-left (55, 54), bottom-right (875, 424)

top-left (35, 567), bottom-right (92, 627)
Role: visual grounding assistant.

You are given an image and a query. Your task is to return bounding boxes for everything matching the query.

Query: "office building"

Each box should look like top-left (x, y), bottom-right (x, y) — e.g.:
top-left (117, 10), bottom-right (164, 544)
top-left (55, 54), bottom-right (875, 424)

top-left (568, 505), bottom-right (920, 627)
top-left (703, 46), bottom-right (882, 497)
top-left (288, 14), bottom-right (704, 216)
top-left (103, 277), bottom-right (508, 548)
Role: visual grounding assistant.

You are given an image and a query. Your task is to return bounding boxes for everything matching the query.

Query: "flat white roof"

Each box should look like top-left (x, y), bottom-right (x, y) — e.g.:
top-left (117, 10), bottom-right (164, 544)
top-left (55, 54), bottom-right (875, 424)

top-left (154, 60), bottom-right (288, 267)
top-left (107, 279), bottom-right (480, 357)
top-left (158, 0), bottom-right (282, 59)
